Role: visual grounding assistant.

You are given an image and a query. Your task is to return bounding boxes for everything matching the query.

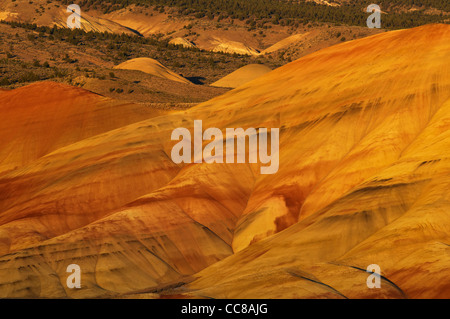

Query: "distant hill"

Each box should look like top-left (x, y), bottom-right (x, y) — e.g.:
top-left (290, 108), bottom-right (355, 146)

top-left (114, 57), bottom-right (192, 84)
top-left (63, 0), bottom-right (449, 29)
top-left (211, 64), bottom-right (272, 88)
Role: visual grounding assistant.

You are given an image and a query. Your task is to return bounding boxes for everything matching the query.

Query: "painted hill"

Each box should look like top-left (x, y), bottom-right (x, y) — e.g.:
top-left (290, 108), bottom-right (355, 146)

top-left (0, 0), bottom-right (138, 35)
top-left (103, 6), bottom-right (187, 37)
top-left (169, 37), bottom-right (196, 49)
top-left (114, 58), bottom-right (192, 84)
top-left (260, 33), bottom-right (310, 55)
top-left (211, 64), bottom-right (272, 88)
top-left (0, 82), bottom-right (159, 173)
top-left (211, 37), bottom-right (260, 56)
top-left (174, 23), bottom-right (450, 299)
top-left (0, 24), bottom-right (449, 299)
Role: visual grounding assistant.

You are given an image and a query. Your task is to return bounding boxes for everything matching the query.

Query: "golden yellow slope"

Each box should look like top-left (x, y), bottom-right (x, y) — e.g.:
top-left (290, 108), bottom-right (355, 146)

top-left (103, 7), bottom-right (188, 37)
top-left (173, 24), bottom-right (450, 299)
top-left (0, 24), bottom-right (449, 298)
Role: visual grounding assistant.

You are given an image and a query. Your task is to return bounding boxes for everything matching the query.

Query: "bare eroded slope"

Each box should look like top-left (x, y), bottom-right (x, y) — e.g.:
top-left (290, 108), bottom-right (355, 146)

top-left (0, 24), bottom-right (449, 298)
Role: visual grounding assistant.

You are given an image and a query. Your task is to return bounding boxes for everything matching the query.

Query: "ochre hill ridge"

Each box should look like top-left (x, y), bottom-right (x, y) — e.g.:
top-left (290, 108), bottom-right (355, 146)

top-left (114, 58), bottom-right (192, 85)
top-left (0, 82), bottom-right (162, 173)
top-left (211, 64), bottom-right (272, 88)
top-left (0, 24), bottom-right (449, 298)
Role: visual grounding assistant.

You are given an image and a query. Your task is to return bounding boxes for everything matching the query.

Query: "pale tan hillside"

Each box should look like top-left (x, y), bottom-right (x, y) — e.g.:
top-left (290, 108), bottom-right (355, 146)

top-left (103, 6), bottom-right (188, 37)
top-left (169, 37), bottom-right (196, 49)
top-left (260, 33), bottom-right (310, 55)
top-left (114, 58), bottom-right (192, 84)
top-left (0, 0), bottom-right (137, 35)
top-left (211, 37), bottom-right (260, 56)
